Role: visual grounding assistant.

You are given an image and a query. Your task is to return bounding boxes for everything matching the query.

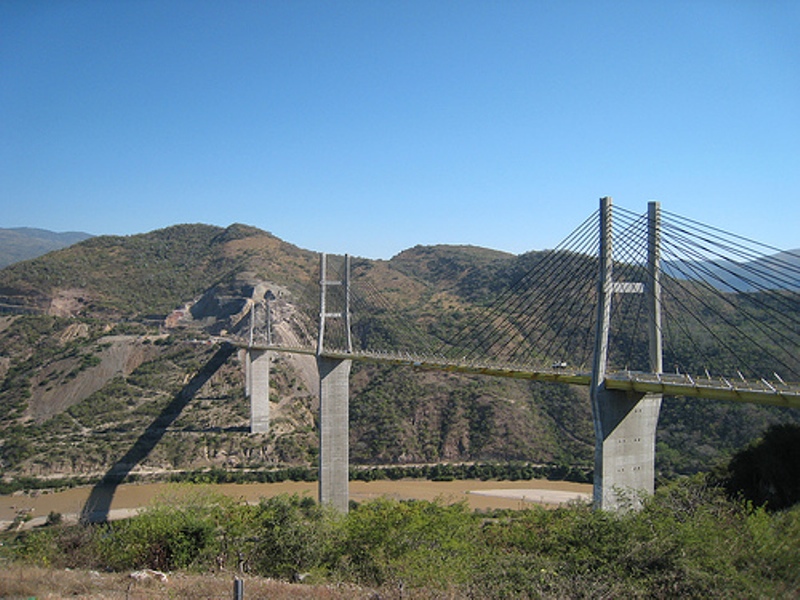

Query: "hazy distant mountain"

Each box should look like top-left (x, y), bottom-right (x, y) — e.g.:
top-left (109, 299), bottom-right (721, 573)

top-left (0, 227), bottom-right (93, 268)
top-left (664, 249), bottom-right (800, 292)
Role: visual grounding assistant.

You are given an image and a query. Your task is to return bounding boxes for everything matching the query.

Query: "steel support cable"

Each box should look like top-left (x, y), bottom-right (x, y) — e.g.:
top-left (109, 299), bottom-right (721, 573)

top-left (741, 254), bottom-right (800, 284)
top-left (516, 206), bottom-right (641, 366)
top-left (659, 222), bottom-right (786, 298)
top-left (665, 255), bottom-right (800, 348)
top-left (479, 215), bottom-right (601, 347)
top-left (533, 260), bottom-right (599, 362)
top-left (350, 290), bottom-right (421, 354)
top-left (610, 221), bottom-right (649, 370)
top-left (610, 211), bottom-right (652, 370)
top-left (535, 296), bottom-right (596, 367)
top-left (659, 222), bottom-right (800, 327)
top-left (320, 257), bottom-right (353, 351)
top-left (499, 219), bottom-right (602, 342)
top-left (616, 209), bottom-right (722, 375)
top-left (524, 245), bottom-right (605, 365)
top-left (659, 224), bottom-right (800, 358)
top-left (493, 229), bottom-right (602, 364)
top-left (439, 210), bottom-right (600, 360)
top-left (653, 257), bottom-right (729, 375)
top-left (500, 251), bottom-right (598, 364)
top-left (661, 218), bottom-right (800, 297)
top-left (505, 208), bottom-right (634, 366)
top-left (659, 291), bottom-right (712, 375)
top-left (658, 243), bottom-right (798, 379)
top-left (663, 209), bottom-right (800, 267)
top-left (661, 214), bottom-right (800, 294)
top-left (727, 250), bottom-right (800, 290)
top-left (658, 236), bottom-right (800, 354)
top-left (381, 290), bottom-right (443, 357)
top-left (294, 275), bottom-right (322, 349)
top-left (349, 271), bottom-right (440, 356)
top-left (621, 287), bottom-right (648, 371)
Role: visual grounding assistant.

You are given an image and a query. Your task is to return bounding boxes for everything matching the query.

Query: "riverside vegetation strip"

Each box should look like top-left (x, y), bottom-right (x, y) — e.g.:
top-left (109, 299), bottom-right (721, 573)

top-left (2, 474), bottom-right (799, 598)
top-left (4, 428), bottom-right (800, 598)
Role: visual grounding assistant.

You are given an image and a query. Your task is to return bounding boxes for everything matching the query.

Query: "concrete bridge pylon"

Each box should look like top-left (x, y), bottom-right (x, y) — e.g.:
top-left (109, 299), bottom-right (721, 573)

top-left (245, 347), bottom-right (271, 434)
top-left (590, 197), bottom-right (663, 510)
top-left (318, 355), bottom-right (351, 512)
top-left (316, 253), bottom-right (353, 512)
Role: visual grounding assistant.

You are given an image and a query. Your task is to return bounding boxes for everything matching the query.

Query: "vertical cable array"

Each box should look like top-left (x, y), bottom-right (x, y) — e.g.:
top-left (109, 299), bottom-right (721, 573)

top-left (435, 210), bottom-right (603, 369)
top-left (655, 211), bottom-right (800, 381)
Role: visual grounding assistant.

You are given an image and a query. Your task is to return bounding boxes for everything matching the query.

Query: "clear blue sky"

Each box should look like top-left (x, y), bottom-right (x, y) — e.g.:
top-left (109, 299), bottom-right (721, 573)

top-left (2, 1), bottom-right (798, 258)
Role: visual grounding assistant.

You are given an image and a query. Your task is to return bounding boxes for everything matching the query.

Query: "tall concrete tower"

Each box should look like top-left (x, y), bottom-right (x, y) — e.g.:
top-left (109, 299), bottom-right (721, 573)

top-left (590, 197), bottom-right (663, 510)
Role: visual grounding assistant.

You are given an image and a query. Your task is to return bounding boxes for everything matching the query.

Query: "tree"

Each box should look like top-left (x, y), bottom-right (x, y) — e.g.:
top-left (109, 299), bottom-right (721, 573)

top-left (724, 423), bottom-right (800, 511)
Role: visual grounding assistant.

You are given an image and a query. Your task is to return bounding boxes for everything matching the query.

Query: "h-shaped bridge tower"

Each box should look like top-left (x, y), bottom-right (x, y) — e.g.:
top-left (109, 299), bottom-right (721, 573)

top-left (316, 253), bottom-right (353, 513)
top-left (243, 254), bottom-right (354, 512)
top-left (590, 197), bottom-right (663, 509)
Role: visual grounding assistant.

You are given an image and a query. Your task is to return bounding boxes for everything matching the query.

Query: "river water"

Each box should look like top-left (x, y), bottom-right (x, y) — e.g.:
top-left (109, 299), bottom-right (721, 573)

top-left (1, 479), bottom-right (592, 529)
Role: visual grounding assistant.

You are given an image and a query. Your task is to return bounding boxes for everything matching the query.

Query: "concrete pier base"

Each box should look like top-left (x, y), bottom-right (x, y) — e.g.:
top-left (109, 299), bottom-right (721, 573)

top-left (318, 356), bottom-right (351, 513)
top-left (593, 387), bottom-right (661, 510)
top-left (248, 349), bottom-right (270, 434)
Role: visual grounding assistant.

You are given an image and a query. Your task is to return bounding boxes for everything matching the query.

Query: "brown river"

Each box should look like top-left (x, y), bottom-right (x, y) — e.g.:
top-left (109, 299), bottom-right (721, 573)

top-left (1, 479), bottom-right (591, 529)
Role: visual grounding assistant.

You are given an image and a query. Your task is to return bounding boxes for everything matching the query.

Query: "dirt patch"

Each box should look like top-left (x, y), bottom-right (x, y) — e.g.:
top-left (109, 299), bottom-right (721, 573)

top-left (59, 322), bottom-right (90, 343)
top-left (48, 288), bottom-right (93, 317)
top-left (0, 565), bottom-right (369, 600)
top-left (26, 335), bottom-right (162, 422)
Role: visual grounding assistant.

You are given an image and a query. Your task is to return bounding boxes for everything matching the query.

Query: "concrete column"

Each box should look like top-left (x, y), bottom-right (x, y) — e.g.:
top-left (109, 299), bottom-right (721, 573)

top-left (318, 356), bottom-right (351, 512)
top-left (249, 349), bottom-right (270, 433)
top-left (590, 197), bottom-right (661, 510)
top-left (593, 388), bottom-right (660, 509)
top-left (243, 349), bottom-right (251, 398)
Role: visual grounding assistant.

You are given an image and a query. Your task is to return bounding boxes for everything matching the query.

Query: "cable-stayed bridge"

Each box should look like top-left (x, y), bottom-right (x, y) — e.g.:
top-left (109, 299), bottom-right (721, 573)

top-left (228, 198), bottom-right (800, 511)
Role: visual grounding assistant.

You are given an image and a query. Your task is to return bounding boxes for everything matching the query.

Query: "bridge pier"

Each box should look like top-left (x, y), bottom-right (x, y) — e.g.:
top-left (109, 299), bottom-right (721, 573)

top-left (318, 356), bottom-right (351, 513)
top-left (592, 388), bottom-right (661, 509)
top-left (246, 348), bottom-right (270, 433)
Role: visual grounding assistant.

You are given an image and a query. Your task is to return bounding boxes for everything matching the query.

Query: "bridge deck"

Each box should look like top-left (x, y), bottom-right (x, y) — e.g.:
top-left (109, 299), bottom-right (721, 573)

top-left (233, 342), bottom-right (800, 409)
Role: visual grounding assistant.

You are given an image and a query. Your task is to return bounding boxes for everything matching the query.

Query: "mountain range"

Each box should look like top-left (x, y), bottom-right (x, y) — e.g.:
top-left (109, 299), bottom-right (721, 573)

top-left (0, 223), bottom-right (797, 484)
top-left (0, 227), bottom-right (93, 269)
top-left (664, 250), bottom-right (800, 292)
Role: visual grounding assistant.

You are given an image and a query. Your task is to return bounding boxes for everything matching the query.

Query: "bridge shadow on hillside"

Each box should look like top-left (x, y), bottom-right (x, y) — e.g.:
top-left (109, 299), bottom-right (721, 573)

top-left (80, 342), bottom-right (236, 523)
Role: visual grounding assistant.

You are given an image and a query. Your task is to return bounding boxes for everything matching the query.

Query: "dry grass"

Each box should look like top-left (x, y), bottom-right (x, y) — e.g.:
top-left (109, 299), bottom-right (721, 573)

top-left (0, 565), bottom-right (374, 600)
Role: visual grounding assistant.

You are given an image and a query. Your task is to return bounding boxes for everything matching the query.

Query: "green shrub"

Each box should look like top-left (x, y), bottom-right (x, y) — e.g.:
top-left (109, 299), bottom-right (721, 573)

top-left (95, 486), bottom-right (225, 571)
top-left (340, 498), bottom-right (479, 588)
top-left (242, 494), bottom-right (342, 580)
top-left (4, 475), bottom-right (799, 596)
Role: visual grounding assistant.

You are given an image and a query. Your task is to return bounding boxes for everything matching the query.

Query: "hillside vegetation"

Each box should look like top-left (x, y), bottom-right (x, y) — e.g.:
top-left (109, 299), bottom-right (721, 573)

top-left (0, 223), bottom-right (798, 485)
top-left (3, 472), bottom-right (799, 598)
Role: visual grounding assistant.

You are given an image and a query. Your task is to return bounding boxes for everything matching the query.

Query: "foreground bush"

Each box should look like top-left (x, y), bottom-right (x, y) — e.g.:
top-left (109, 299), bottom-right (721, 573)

top-left (5, 478), bottom-right (800, 598)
